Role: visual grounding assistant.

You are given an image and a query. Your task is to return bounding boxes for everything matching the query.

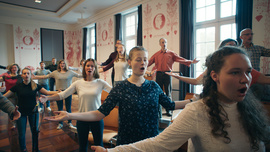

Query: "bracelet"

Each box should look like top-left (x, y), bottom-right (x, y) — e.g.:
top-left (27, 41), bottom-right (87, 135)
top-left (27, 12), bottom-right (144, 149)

top-left (189, 99), bottom-right (193, 102)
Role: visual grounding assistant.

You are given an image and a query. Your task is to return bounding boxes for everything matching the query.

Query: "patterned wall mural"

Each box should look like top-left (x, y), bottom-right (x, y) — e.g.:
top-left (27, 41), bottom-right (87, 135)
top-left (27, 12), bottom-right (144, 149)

top-left (96, 16), bottom-right (115, 85)
top-left (14, 25), bottom-right (41, 72)
top-left (64, 29), bottom-right (82, 67)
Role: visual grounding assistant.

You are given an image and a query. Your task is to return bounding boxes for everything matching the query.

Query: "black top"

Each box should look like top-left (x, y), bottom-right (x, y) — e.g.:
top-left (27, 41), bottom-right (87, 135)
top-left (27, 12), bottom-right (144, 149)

top-left (10, 82), bottom-right (42, 115)
top-left (45, 64), bottom-right (57, 72)
top-left (0, 65), bottom-right (7, 69)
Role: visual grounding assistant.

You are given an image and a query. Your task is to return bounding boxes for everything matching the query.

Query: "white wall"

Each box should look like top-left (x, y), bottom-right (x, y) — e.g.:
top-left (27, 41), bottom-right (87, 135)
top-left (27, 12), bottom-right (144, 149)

top-left (0, 23), bottom-right (14, 75)
top-left (0, 16), bottom-right (72, 75)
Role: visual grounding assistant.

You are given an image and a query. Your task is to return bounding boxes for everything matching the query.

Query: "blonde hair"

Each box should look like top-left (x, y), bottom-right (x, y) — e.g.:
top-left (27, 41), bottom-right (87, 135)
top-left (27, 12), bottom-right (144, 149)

top-left (22, 68), bottom-right (37, 91)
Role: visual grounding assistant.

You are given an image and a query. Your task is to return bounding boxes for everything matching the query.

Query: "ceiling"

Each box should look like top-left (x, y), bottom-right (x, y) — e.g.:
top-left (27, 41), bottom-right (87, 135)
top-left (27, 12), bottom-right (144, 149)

top-left (0, 0), bottom-right (124, 24)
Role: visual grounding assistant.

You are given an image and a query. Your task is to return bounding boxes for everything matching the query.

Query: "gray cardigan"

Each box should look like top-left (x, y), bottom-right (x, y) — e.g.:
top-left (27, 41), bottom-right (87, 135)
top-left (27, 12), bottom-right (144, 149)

top-left (0, 93), bottom-right (15, 119)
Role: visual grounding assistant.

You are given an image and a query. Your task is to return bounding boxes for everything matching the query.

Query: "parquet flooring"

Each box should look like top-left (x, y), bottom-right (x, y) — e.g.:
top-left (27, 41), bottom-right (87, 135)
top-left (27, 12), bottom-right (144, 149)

top-left (0, 95), bottom-right (95, 152)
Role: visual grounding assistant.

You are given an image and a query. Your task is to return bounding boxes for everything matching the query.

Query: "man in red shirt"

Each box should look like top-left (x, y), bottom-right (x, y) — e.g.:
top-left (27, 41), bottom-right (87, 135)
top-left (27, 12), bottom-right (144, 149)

top-left (148, 38), bottom-right (199, 116)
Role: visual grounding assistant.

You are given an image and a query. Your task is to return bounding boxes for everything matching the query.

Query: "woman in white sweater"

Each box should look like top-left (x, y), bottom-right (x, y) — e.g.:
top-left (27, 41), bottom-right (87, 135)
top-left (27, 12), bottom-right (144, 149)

top-left (91, 47), bottom-right (270, 152)
top-left (99, 44), bottom-right (129, 86)
top-left (40, 58), bottom-right (111, 151)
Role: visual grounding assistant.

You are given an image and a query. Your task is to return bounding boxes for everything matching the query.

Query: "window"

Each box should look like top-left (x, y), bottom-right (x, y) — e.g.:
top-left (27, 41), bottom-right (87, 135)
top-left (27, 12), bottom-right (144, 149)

top-left (123, 10), bottom-right (138, 55)
top-left (193, 0), bottom-right (236, 94)
top-left (86, 25), bottom-right (96, 59)
top-left (122, 9), bottom-right (138, 76)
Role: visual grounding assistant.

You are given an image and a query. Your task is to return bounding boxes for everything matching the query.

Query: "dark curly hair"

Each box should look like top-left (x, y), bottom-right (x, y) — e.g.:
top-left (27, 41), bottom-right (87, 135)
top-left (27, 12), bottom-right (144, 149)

top-left (201, 46), bottom-right (270, 150)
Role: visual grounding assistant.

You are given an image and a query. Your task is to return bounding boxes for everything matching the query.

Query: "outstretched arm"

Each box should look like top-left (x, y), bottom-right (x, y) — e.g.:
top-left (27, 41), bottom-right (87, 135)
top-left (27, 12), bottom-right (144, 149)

top-left (256, 74), bottom-right (270, 84)
top-left (174, 99), bottom-right (192, 109)
top-left (166, 70), bottom-right (206, 85)
top-left (44, 110), bottom-right (105, 122)
top-left (39, 94), bottom-right (60, 104)
top-left (3, 90), bottom-right (14, 98)
top-left (39, 88), bottom-right (58, 95)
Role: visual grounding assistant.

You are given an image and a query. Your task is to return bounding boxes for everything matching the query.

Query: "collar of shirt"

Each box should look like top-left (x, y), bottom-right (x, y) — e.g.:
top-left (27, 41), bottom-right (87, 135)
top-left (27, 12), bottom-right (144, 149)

top-left (240, 42), bottom-right (254, 48)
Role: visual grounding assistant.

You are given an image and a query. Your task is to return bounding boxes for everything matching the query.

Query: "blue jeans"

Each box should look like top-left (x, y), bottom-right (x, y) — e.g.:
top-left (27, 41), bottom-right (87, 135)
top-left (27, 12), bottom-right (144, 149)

top-left (39, 84), bottom-right (50, 108)
top-left (77, 120), bottom-right (104, 152)
top-left (17, 112), bottom-right (39, 151)
top-left (56, 94), bottom-right (72, 124)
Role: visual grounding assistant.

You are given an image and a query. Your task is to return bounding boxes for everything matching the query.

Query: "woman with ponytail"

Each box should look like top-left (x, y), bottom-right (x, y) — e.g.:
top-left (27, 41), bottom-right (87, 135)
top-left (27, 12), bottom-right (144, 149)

top-left (4, 68), bottom-right (58, 152)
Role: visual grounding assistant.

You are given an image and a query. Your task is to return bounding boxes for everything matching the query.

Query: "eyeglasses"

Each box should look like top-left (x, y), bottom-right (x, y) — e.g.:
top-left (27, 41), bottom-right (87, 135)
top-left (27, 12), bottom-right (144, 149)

top-left (242, 33), bottom-right (254, 36)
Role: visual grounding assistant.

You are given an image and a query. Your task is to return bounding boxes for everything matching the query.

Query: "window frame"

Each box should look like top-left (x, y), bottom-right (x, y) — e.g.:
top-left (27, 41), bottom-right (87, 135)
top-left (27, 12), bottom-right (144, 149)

top-left (193, 0), bottom-right (236, 94)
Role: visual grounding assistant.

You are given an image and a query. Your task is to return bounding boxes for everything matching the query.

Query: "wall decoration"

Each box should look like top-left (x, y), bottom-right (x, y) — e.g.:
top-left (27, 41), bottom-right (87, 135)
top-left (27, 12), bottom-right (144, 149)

top-left (96, 16), bottom-right (115, 85)
top-left (254, 0), bottom-right (270, 74)
top-left (14, 25), bottom-right (41, 70)
top-left (64, 29), bottom-right (82, 67)
top-left (142, 0), bottom-right (180, 100)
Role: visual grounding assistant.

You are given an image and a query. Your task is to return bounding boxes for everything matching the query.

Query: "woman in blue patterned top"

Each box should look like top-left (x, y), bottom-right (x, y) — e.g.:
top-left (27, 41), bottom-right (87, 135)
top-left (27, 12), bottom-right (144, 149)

top-left (44, 46), bottom-right (192, 145)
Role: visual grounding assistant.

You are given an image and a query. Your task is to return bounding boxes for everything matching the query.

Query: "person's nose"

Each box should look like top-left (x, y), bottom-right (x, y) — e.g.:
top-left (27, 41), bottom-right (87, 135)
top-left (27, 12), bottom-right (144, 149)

top-left (240, 73), bottom-right (250, 84)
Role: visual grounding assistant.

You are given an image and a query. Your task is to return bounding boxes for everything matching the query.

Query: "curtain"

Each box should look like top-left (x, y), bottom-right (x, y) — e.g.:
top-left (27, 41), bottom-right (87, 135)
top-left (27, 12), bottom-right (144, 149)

top-left (235, 0), bottom-right (253, 44)
top-left (115, 13), bottom-right (122, 51)
top-left (94, 23), bottom-right (97, 60)
top-left (137, 4), bottom-right (143, 46)
top-left (82, 28), bottom-right (87, 59)
top-left (180, 0), bottom-right (194, 100)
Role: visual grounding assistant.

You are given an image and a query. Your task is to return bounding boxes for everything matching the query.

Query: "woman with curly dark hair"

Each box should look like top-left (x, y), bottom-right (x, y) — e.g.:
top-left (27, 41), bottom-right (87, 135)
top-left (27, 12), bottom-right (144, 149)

top-left (91, 46), bottom-right (270, 152)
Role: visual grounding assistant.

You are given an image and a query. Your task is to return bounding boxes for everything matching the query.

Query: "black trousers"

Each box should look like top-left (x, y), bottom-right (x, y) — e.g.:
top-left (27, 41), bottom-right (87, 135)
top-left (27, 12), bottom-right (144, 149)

top-left (156, 71), bottom-right (172, 115)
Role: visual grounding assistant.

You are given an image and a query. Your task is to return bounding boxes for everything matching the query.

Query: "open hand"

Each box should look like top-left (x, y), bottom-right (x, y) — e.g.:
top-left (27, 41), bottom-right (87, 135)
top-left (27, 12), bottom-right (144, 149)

top-left (44, 111), bottom-right (69, 121)
top-left (192, 58), bottom-right (199, 64)
top-left (13, 106), bottom-right (21, 121)
top-left (165, 72), bottom-right (180, 77)
top-left (39, 95), bottom-right (48, 103)
top-left (91, 146), bottom-right (107, 152)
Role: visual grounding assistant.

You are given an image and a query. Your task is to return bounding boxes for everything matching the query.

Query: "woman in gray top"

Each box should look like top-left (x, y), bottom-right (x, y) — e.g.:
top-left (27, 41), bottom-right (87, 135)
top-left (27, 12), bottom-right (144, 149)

top-left (34, 59), bottom-right (81, 130)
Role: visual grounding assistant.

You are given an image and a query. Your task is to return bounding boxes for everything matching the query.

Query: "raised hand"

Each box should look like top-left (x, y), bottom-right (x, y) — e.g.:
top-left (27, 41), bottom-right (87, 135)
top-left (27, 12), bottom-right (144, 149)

top-left (13, 106), bottom-right (21, 121)
top-left (165, 72), bottom-right (180, 77)
top-left (44, 111), bottom-right (69, 121)
top-left (91, 146), bottom-right (107, 152)
top-left (192, 58), bottom-right (199, 64)
top-left (39, 95), bottom-right (48, 104)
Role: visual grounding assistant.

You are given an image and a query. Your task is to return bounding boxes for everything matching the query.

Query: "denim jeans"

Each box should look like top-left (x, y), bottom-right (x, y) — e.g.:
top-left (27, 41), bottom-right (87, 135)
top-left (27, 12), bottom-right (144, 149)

top-left (56, 94), bottom-right (72, 124)
top-left (77, 120), bottom-right (104, 152)
top-left (17, 112), bottom-right (39, 151)
top-left (39, 84), bottom-right (50, 108)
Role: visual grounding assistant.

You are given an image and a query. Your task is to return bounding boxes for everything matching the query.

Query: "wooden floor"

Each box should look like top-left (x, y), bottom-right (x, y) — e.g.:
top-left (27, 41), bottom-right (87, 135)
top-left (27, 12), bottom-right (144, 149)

top-left (0, 94), bottom-right (186, 152)
top-left (0, 95), bottom-right (95, 152)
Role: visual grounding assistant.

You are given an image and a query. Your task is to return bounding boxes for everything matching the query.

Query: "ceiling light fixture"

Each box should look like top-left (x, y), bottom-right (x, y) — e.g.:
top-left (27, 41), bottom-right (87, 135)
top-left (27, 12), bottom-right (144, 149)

top-left (35, 0), bottom-right (41, 3)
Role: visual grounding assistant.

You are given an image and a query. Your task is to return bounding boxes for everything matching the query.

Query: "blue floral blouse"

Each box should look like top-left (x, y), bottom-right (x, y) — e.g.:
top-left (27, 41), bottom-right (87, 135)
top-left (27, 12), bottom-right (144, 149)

top-left (98, 79), bottom-right (175, 145)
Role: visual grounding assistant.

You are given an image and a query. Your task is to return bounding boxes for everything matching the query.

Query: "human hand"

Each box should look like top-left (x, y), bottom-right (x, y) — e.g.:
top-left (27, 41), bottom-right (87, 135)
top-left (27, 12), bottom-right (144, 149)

top-left (39, 95), bottom-right (48, 103)
top-left (91, 146), bottom-right (107, 152)
top-left (44, 111), bottom-right (69, 121)
top-left (12, 106), bottom-right (21, 121)
top-left (165, 72), bottom-right (180, 77)
top-left (0, 82), bottom-right (6, 92)
top-left (192, 58), bottom-right (199, 64)
top-left (150, 69), bottom-right (157, 75)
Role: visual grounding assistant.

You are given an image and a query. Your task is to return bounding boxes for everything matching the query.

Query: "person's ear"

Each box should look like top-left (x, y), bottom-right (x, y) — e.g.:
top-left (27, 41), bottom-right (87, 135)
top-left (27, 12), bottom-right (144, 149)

top-left (210, 70), bottom-right (219, 83)
top-left (128, 59), bottom-right (131, 67)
